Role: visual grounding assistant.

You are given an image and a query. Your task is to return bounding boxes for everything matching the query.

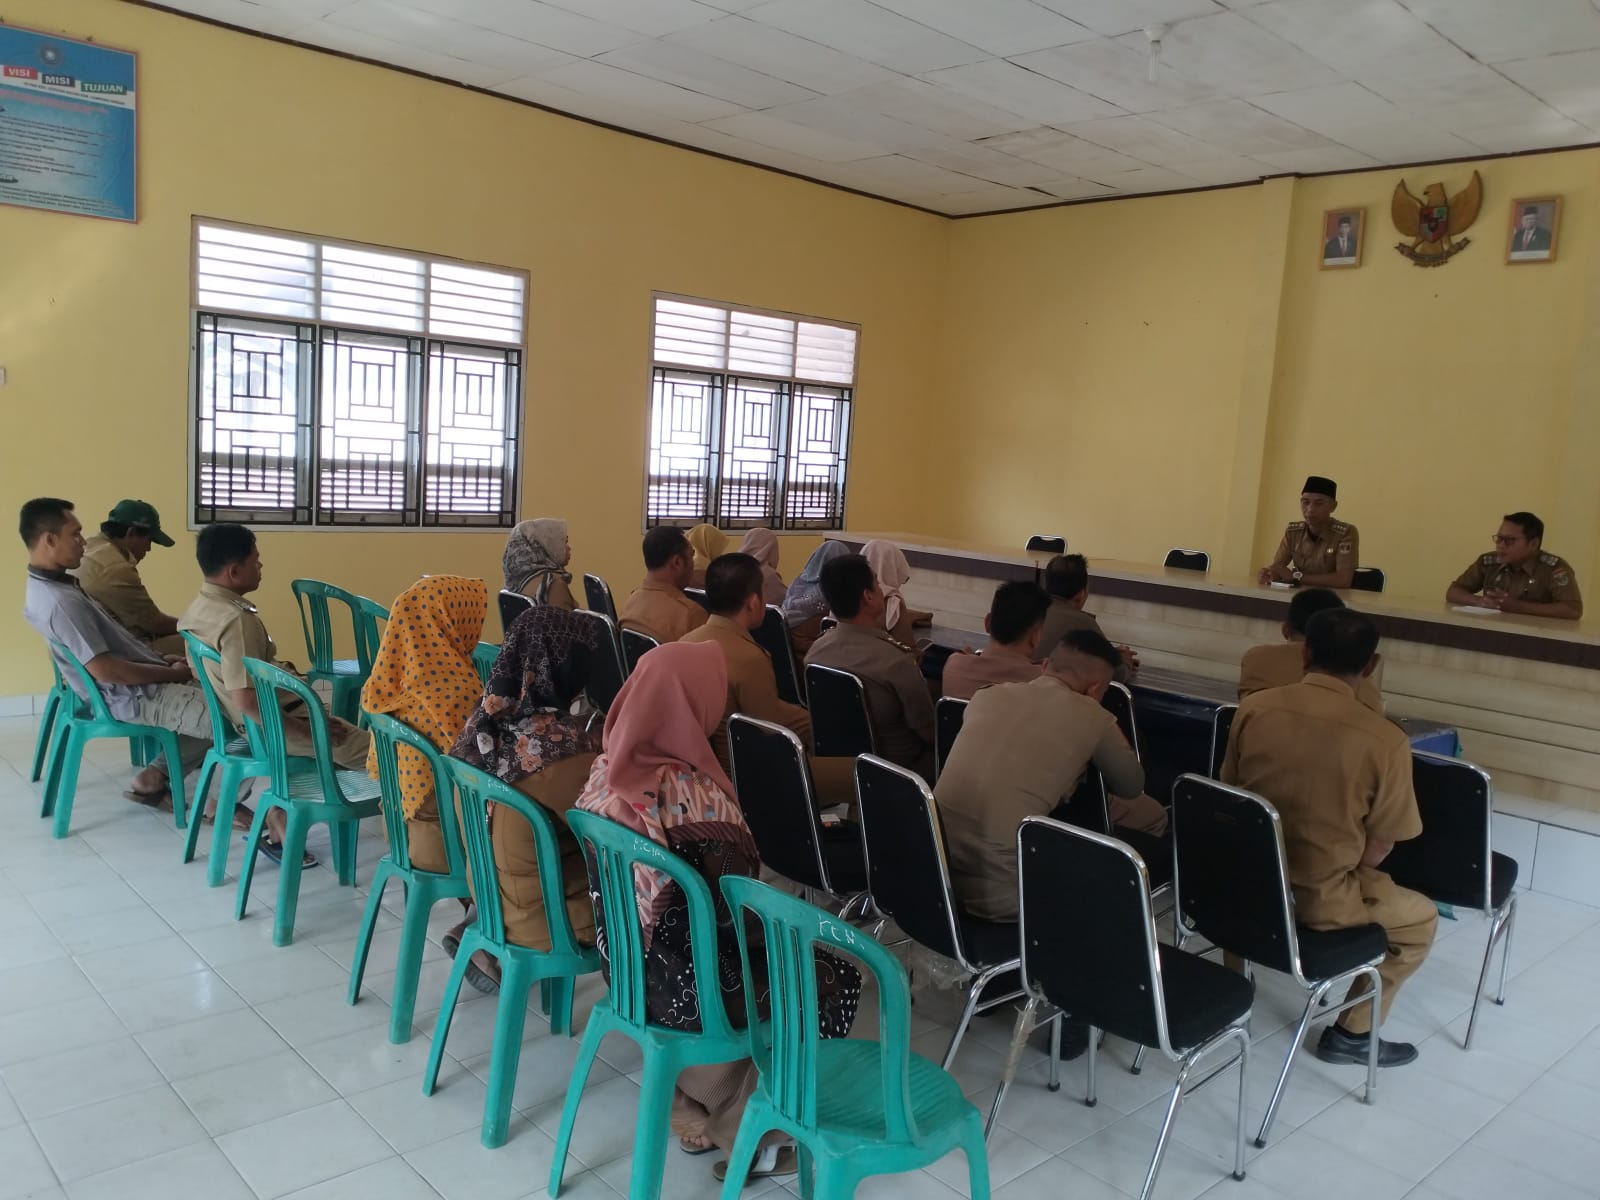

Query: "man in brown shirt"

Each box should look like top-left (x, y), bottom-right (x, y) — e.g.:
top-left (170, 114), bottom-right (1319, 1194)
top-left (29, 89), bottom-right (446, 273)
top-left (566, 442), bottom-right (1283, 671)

top-left (805, 553), bottom-right (936, 780)
top-left (1446, 511), bottom-right (1583, 620)
top-left (1223, 608), bottom-right (1435, 1068)
top-left (619, 526), bottom-right (709, 644)
top-left (942, 580), bottom-right (1045, 701)
top-left (1259, 475), bottom-right (1359, 589)
top-left (72, 500), bottom-right (185, 656)
top-left (1240, 588), bottom-right (1383, 713)
top-left (1034, 554), bottom-right (1137, 680)
top-left (936, 630), bottom-right (1153, 922)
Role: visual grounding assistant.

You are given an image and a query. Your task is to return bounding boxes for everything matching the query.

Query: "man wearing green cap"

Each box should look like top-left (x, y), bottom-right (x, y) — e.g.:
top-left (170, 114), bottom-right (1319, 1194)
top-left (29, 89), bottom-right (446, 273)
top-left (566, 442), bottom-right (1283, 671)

top-left (73, 500), bottom-right (185, 656)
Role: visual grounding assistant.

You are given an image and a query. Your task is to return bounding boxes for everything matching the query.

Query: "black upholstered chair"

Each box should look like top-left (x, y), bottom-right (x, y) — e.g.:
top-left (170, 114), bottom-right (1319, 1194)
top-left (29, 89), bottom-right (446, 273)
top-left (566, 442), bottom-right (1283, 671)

top-left (571, 609), bottom-right (627, 714)
top-left (1383, 751), bottom-right (1517, 1050)
top-left (1102, 681), bottom-right (1140, 758)
top-left (497, 588), bottom-right (532, 636)
top-left (934, 696), bottom-right (967, 781)
top-left (1210, 704), bottom-right (1237, 778)
top-left (1163, 548), bottom-right (1211, 572)
top-left (582, 573), bottom-right (618, 623)
top-left (754, 605), bottom-right (805, 707)
top-left (803, 664), bottom-right (875, 759)
top-left (1170, 774), bottom-right (1388, 1147)
top-left (1024, 535), bottom-right (1066, 554)
top-left (1351, 567), bottom-right (1386, 593)
top-left (619, 628), bottom-right (657, 676)
top-left (728, 715), bottom-right (866, 902)
top-left (855, 754), bottom-right (1022, 1071)
top-left (988, 817), bottom-right (1252, 1200)
top-left (684, 586), bottom-right (712, 612)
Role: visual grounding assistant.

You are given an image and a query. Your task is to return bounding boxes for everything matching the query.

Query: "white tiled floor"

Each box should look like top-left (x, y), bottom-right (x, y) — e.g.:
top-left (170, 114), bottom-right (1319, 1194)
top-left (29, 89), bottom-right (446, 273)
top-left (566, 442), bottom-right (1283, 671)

top-left (3, 714), bottom-right (1599, 1199)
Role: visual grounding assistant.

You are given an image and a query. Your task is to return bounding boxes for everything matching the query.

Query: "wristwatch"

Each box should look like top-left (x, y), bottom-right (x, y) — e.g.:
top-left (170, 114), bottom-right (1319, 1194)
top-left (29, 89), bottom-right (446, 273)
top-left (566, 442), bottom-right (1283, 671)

top-left (1291, 569), bottom-right (1304, 585)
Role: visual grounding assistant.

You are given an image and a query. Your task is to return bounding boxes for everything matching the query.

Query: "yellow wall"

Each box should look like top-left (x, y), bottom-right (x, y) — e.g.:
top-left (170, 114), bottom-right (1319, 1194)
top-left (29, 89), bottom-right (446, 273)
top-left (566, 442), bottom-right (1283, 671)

top-left (0, 0), bottom-right (944, 693)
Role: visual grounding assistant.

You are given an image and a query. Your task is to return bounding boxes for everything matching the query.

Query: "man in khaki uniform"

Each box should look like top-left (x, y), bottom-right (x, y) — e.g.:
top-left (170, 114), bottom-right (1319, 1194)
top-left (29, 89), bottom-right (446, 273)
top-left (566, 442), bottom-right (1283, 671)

top-left (1223, 608), bottom-right (1435, 1068)
top-left (179, 524), bottom-right (369, 858)
top-left (1259, 475), bottom-right (1358, 590)
top-left (681, 552), bottom-right (852, 807)
top-left (804, 553), bottom-right (936, 781)
top-left (942, 580), bottom-right (1046, 701)
top-left (1034, 554), bottom-right (1136, 680)
top-left (619, 526), bottom-right (709, 644)
top-left (73, 499), bottom-right (185, 656)
top-left (936, 629), bottom-right (1163, 924)
top-left (1240, 588), bottom-right (1383, 714)
top-left (1446, 511), bottom-right (1583, 620)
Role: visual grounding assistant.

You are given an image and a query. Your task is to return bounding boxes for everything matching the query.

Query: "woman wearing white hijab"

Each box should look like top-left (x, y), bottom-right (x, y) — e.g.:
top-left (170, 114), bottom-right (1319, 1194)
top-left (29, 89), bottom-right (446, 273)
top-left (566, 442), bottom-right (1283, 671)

top-left (860, 539), bottom-right (925, 646)
top-left (502, 518), bottom-right (577, 609)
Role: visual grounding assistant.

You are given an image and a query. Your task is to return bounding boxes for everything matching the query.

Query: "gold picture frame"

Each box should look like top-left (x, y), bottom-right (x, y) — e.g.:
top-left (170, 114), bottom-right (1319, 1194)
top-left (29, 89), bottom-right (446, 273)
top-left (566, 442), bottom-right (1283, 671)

top-left (1506, 196), bottom-right (1561, 264)
top-left (1320, 207), bottom-right (1365, 270)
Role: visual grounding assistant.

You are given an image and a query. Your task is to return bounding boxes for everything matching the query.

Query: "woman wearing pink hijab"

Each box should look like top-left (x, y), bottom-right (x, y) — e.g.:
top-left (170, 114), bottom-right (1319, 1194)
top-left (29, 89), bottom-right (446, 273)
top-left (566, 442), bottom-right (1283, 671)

top-left (575, 641), bottom-right (859, 1174)
top-left (860, 538), bottom-right (927, 645)
top-left (737, 527), bottom-right (786, 605)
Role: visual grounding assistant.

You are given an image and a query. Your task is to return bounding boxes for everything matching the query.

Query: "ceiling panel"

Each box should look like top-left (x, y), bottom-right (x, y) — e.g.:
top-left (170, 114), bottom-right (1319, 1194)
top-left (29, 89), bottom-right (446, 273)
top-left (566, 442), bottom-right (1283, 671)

top-left (158, 0), bottom-right (1600, 215)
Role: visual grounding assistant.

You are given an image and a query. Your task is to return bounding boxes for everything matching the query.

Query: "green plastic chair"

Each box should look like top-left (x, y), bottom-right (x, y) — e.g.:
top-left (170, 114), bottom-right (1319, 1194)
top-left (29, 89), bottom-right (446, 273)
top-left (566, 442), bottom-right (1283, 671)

top-left (39, 641), bottom-right (190, 839)
top-left (179, 633), bottom-right (275, 886)
top-left (349, 712), bottom-right (473, 1044)
top-left (422, 759), bottom-right (602, 1148)
top-left (354, 595), bottom-right (389, 668)
top-left (234, 658), bottom-right (383, 946)
top-left (718, 876), bottom-right (991, 1200)
top-left (472, 641), bottom-right (500, 686)
top-left (290, 579), bottom-right (376, 722)
top-left (550, 811), bottom-right (750, 1198)
top-left (29, 653), bottom-right (70, 783)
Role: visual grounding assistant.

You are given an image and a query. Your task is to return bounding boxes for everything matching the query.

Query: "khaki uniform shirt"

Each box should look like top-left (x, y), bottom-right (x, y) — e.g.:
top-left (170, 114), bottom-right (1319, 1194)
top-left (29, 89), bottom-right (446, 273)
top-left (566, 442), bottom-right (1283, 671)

top-left (1271, 520), bottom-right (1359, 578)
top-left (1033, 597), bottom-right (1130, 683)
top-left (681, 614), bottom-right (811, 772)
top-left (1239, 641), bottom-right (1385, 714)
top-left (619, 578), bottom-right (709, 644)
top-left (805, 622), bottom-right (934, 775)
top-left (1221, 674), bottom-right (1421, 929)
top-left (935, 675), bottom-right (1144, 921)
top-left (1452, 552), bottom-right (1583, 613)
top-left (72, 536), bottom-right (171, 644)
top-left (178, 581), bottom-right (283, 727)
top-left (941, 641), bottom-right (1042, 701)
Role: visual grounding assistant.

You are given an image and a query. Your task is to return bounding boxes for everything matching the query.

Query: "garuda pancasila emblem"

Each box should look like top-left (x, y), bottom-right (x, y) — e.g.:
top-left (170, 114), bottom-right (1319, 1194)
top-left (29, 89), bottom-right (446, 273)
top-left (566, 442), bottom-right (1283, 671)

top-left (1392, 170), bottom-right (1482, 266)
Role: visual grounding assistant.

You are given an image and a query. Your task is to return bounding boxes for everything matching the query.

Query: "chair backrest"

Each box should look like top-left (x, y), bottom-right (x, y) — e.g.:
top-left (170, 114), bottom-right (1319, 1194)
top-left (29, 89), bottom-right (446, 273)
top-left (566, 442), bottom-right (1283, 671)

top-left (1169, 774), bottom-right (1301, 978)
top-left (353, 596), bottom-right (389, 671)
top-left (803, 664), bottom-right (876, 758)
top-left (497, 588), bottom-right (533, 635)
top-left (180, 631), bottom-right (257, 752)
top-left (1351, 567), bottom-right (1385, 593)
top-left (722, 875), bottom-right (918, 1142)
top-left (1382, 752), bottom-right (1494, 912)
top-left (242, 657), bottom-right (363, 804)
top-left (566, 809), bottom-right (741, 1041)
top-left (445, 757), bottom-right (593, 957)
top-left (819, 616), bottom-right (838, 635)
top-left (472, 641), bottom-right (500, 686)
top-left (1210, 704), bottom-right (1237, 778)
top-left (855, 754), bottom-right (971, 968)
top-left (620, 628), bottom-right (658, 676)
top-left (46, 640), bottom-right (117, 724)
top-left (1057, 765), bottom-right (1110, 835)
top-left (754, 605), bottom-right (805, 707)
top-left (1024, 535), bottom-right (1066, 554)
top-left (934, 696), bottom-right (967, 781)
top-left (1102, 681), bottom-right (1140, 758)
top-left (582, 574), bottom-right (618, 623)
top-left (684, 587), bottom-right (712, 612)
top-left (728, 715), bottom-right (831, 893)
top-left (365, 712), bottom-right (466, 878)
top-left (572, 608), bottom-right (627, 712)
top-left (290, 579), bottom-right (365, 673)
top-left (1163, 548), bottom-right (1211, 572)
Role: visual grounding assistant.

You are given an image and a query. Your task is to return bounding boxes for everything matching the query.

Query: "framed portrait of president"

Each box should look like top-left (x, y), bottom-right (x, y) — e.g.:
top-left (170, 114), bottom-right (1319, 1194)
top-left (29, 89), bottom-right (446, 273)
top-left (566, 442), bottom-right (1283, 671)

top-left (1506, 196), bottom-right (1561, 264)
top-left (1320, 208), bottom-right (1364, 269)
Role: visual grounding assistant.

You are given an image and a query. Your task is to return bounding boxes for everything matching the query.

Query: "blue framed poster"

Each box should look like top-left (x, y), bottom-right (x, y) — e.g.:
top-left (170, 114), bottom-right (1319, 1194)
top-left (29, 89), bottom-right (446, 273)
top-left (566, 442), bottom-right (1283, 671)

top-left (0, 25), bottom-right (137, 222)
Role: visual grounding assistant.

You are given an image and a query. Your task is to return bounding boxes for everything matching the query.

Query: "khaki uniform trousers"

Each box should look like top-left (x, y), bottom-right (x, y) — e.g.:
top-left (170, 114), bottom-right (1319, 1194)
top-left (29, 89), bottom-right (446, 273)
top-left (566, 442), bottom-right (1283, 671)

top-left (1310, 868), bottom-right (1438, 1034)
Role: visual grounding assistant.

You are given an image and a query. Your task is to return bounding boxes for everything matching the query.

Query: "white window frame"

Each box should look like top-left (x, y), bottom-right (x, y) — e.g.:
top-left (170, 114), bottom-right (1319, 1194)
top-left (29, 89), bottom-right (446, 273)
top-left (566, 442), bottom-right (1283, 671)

top-left (643, 291), bottom-right (859, 534)
top-left (186, 217), bottom-right (528, 531)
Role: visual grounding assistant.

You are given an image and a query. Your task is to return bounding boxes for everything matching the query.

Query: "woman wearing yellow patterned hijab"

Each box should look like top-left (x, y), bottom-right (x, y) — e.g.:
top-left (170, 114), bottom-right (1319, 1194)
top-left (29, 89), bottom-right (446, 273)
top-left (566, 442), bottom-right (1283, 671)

top-left (361, 574), bottom-right (488, 873)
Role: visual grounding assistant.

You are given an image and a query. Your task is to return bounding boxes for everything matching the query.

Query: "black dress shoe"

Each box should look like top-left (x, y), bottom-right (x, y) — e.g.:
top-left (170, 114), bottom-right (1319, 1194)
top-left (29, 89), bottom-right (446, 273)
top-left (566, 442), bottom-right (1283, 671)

top-left (1312, 1024), bottom-right (1418, 1067)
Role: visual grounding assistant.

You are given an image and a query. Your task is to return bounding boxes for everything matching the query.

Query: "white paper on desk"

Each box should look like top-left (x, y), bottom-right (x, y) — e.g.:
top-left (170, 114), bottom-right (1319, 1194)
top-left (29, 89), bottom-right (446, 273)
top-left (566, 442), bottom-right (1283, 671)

top-left (1268, 581), bottom-right (1294, 590)
top-left (1450, 605), bottom-right (1502, 615)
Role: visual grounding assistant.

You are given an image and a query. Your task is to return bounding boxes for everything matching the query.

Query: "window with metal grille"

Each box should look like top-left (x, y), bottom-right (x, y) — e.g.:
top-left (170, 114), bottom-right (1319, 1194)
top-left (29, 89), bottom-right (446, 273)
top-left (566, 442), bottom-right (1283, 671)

top-left (191, 220), bottom-right (525, 528)
top-left (646, 295), bottom-right (857, 532)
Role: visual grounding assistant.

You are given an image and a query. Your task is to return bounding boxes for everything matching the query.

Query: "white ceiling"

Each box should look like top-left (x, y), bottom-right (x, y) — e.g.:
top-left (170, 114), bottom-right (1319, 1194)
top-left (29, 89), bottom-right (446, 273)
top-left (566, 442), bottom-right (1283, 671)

top-left (156, 0), bottom-right (1600, 214)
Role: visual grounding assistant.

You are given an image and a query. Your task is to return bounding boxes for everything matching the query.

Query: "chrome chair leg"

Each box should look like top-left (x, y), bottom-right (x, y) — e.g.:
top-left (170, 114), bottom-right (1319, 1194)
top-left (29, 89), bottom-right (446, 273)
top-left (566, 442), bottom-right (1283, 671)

top-left (985, 996), bottom-right (1040, 1139)
top-left (1232, 1029), bottom-right (1250, 1181)
top-left (1085, 1023), bottom-right (1099, 1107)
top-left (1131, 1044), bottom-right (1148, 1074)
top-left (1495, 894), bottom-right (1517, 1004)
top-left (1254, 986), bottom-right (1323, 1147)
top-left (942, 961), bottom-right (1017, 1070)
top-left (1139, 1056), bottom-right (1194, 1200)
top-left (1048, 1012), bottom-right (1062, 1092)
top-left (1465, 898), bottom-right (1514, 1050)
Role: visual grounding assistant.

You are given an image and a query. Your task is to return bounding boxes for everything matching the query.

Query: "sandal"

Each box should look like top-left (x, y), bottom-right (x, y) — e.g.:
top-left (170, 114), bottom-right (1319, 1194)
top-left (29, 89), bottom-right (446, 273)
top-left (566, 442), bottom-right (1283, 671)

top-left (247, 832), bottom-right (318, 869)
top-left (678, 1137), bottom-right (716, 1156)
top-left (464, 950), bottom-right (501, 996)
top-left (124, 786), bottom-right (171, 810)
top-left (441, 920), bottom-right (468, 959)
top-left (713, 1146), bottom-right (797, 1183)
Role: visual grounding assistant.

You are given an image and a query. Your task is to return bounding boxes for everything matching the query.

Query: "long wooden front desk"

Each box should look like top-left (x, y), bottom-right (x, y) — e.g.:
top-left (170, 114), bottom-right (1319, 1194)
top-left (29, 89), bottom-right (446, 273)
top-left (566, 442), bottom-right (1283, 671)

top-left (839, 532), bottom-right (1600, 815)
